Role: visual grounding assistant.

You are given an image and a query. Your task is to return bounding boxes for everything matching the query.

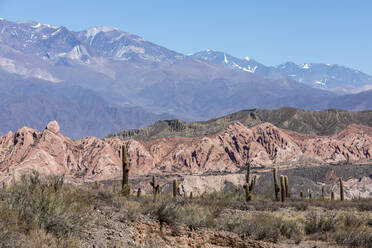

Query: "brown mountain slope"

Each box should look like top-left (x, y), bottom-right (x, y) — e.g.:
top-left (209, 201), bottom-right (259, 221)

top-left (109, 107), bottom-right (372, 141)
top-left (1, 121), bottom-right (372, 184)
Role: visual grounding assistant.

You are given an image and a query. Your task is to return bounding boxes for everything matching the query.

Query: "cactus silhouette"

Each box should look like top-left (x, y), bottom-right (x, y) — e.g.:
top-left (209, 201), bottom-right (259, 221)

top-left (137, 188), bottom-right (141, 197)
top-left (245, 182), bottom-right (252, 201)
top-left (244, 163), bottom-right (256, 201)
top-left (173, 179), bottom-right (178, 198)
top-left (150, 175), bottom-right (159, 202)
top-left (280, 175), bottom-right (286, 202)
top-left (273, 168), bottom-right (280, 201)
top-left (121, 144), bottom-right (130, 196)
top-left (284, 175), bottom-right (289, 197)
top-left (339, 177), bottom-right (344, 201)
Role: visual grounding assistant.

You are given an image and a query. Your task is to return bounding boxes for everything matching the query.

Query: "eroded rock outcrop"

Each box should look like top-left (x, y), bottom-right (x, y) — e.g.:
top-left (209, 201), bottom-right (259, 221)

top-left (1, 121), bottom-right (372, 184)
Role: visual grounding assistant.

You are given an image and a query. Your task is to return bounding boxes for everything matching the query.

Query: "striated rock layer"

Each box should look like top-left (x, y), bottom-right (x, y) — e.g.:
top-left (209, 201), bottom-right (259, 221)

top-left (1, 121), bottom-right (372, 184)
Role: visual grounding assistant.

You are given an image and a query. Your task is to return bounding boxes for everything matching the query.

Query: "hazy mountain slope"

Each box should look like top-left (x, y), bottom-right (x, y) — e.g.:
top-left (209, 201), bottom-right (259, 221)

top-left (328, 90), bottom-right (372, 111)
top-left (0, 76), bottom-right (173, 139)
top-left (2, 18), bottom-right (372, 138)
top-left (0, 19), bottom-right (336, 120)
top-left (191, 50), bottom-right (372, 94)
top-left (110, 107), bottom-right (372, 140)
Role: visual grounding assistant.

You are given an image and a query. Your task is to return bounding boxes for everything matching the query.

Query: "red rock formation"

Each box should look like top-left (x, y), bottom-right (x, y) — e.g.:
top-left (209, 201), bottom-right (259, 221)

top-left (1, 121), bottom-right (372, 184)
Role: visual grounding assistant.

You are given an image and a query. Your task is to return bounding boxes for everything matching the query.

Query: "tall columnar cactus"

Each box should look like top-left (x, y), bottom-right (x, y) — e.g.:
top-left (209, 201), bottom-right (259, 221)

top-left (300, 190), bottom-right (304, 198)
top-left (331, 190), bottom-right (335, 200)
top-left (321, 186), bottom-right (325, 199)
top-left (173, 179), bottom-right (178, 198)
top-left (137, 188), bottom-right (141, 197)
top-left (308, 189), bottom-right (312, 200)
top-left (284, 176), bottom-right (289, 198)
top-left (245, 182), bottom-right (252, 202)
top-left (244, 163), bottom-right (256, 201)
top-left (339, 177), bottom-right (344, 201)
top-left (280, 175), bottom-right (286, 202)
top-left (121, 143), bottom-right (130, 196)
top-left (273, 168), bottom-right (280, 201)
top-left (150, 175), bottom-right (159, 202)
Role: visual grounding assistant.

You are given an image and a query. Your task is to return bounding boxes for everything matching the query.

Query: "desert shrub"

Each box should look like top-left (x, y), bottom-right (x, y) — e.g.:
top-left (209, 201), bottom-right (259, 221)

top-left (243, 213), bottom-right (281, 242)
top-left (216, 213), bottom-right (285, 243)
top-left (0, 171), bottom-right (90, 239)
top-left (341, 211), bottom-right (365, 228)
top-left (147, 198), bottom-right (179, 233)
top-left (278, 218), bottom-right (303, 243)
top-left (335, 227), bottom-right (372, 248)
top-left (304, 211), bottom-right (337, 235)
top-left (119, 199), bottom-right (142, 222)
top-left (178, 203), bottom-right (209, 230)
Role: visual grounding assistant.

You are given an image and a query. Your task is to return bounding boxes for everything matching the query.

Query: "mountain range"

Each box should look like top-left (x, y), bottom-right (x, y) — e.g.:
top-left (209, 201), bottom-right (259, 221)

top-left (191, 50), bottom-right (372, 94)
top-left (1, 18), bottom-right (372, 138)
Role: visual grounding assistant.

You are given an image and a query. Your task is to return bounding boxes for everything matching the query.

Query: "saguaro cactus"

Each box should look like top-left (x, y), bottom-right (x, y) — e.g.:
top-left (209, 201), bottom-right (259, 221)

top-left (339, 177), bottom-right (344, 201)
top-left (280, 175), bottom-right (286, 202)
top-left (121, 144), bottom-right (130, 196)
top-left (321, 186), bottom-right (325, 199)
top-left (173, 179), bottom-right (178, 198)
top-left (150, 175), bottom-right (159, 202)
top-left (273, 168), bottom-right (280, 201)
top-left (331, 190), bottom-right (335, 200)
top-left (284, 176), bottom-right (290, 198)
top-left (308, 189), bottom-right (312, 200)
top-left (300, 190), bottom-right (304, 198)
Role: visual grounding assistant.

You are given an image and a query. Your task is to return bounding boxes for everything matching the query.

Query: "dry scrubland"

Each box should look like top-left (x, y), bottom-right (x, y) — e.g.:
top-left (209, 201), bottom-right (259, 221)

top-left (0, 172), bottom-right (371, 248)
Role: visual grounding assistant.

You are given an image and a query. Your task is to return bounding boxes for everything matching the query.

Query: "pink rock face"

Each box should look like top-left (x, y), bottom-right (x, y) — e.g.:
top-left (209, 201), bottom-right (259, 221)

top-left (1, 121), bottom-right (372, 184)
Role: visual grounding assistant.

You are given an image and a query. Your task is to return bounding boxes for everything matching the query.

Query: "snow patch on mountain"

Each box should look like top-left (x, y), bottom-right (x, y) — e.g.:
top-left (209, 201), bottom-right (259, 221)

top-left (232, 62), bottom-right (257, 73)
top-left (85, 26), bottom-right (118, 38)
top-left (0, 56), bottom-right (61, 82)
top-left (57, 45), bottom-right (90, 62)
top-left (32, 23), bottom-right (41, 28)
top-left (314, 80), bottom-right (326, 86)
top-left (115, 45), bottom-right (145, 57)
top-left (301, 63), bottom-right (310, 69)
top-left (224, 53), bottom-right (228, 64)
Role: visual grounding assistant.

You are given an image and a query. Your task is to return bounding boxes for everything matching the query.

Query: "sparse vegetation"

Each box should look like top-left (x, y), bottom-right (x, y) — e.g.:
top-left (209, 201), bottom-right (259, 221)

top-left (1, 172), bottom-right (371, 247)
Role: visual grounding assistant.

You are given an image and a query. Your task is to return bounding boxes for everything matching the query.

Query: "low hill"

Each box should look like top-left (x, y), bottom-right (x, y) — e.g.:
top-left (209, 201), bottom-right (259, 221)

top-left (108, 107), bottom-right (372, 141)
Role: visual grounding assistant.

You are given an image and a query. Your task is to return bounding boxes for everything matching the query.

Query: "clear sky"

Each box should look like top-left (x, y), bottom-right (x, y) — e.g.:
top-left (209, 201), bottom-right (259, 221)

top-left (1, 0), bottom-right (371, 74)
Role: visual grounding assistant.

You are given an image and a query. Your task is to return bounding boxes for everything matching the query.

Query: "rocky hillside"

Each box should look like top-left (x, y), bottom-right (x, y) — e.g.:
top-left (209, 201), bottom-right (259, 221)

top-left (109, 107), bottom-right (372, 140)
top-left (1, 120), bottom-right (372, 185)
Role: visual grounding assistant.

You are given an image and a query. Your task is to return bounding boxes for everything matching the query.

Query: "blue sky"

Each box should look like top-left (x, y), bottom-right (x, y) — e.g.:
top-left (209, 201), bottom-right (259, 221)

top-left (1, 0), bottom-right (371, 74)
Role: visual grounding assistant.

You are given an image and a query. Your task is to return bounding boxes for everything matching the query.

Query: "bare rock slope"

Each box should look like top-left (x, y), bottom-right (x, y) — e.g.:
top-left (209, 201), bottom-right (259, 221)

top-left (1, 121), bottom-right (372, 185)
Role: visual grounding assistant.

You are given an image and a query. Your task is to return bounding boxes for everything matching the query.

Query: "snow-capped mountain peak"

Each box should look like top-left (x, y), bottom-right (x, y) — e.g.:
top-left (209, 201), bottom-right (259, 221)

top-left (190, 50), bottom-right (372, 94)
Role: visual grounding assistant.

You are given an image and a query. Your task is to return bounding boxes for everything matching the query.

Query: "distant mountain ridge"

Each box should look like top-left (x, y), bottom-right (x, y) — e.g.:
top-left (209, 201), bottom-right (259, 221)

top-left (1, 18), bottom-right (372, 138)
top-left (190, 50), bottom-right (372, 94)
top-left (109, 107), bottom-right (372, 141)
